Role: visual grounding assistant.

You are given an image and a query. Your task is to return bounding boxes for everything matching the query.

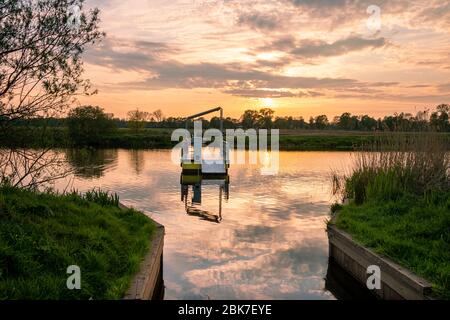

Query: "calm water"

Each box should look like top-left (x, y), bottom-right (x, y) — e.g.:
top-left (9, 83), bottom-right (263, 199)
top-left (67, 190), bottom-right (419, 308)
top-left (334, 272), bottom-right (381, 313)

top-left (54, 149), bottom-right (354, 300)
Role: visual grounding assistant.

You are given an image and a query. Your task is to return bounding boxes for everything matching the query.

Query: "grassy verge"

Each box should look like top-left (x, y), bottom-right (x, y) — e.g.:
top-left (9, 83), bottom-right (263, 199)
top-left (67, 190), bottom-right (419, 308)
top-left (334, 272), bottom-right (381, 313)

top-left (331, 134), bottom-right (450, 299)
top-left (0, 186), bottom-right (155, 300)
top-left (334, 192), bottom-right (450, 299)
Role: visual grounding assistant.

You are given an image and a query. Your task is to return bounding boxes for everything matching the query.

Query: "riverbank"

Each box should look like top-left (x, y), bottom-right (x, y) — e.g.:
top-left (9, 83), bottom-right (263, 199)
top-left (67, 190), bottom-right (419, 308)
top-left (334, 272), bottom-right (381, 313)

top-left (330, 134), bottom-right (450, 299)
top-left (0, 186), bottom-right (156, 299)
top-left (331, 192), bottom-right (449, 299)
top-left (3, 127), bottom-right (449, 151)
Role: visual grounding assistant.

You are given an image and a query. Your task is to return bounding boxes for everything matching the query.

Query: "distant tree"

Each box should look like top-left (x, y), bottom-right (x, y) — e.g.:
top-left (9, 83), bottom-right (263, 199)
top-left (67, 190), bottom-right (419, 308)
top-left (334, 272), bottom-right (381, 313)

top-left (67, 106), bottom-right (116, 146)
top-left (223, 117), bottom-right (239, 129)
top-left (153, 109), bottom-right (165, 123)
top-left (430, 104), bottom-right (450, 132)
top-left (241, 110), bottom-right (260, 129)
top-left (272, 116), bottom-right (308, 129)
top-left (258, 108), bottom-right (275, 129)
top-left (314, 115), bottom-right (329, 130)
top-left (296, 116), bottom-right (307, 129)
top-left (127, 109), bottom-right (149, 132)
top-left (210, 116), bottom-right (221, 129)
top-left (274, 116), bottom-right (289, 129)
top-left (359, 115), bottom-right (377, 131)
top-left (336, 112), bottom-right (352, 130)
top-left (382, 115), bottom-right (396, 131)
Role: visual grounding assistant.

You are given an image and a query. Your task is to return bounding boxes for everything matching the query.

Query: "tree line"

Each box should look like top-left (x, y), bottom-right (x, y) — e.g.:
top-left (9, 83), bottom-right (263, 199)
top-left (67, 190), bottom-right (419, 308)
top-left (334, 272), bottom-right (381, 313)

top-left (11, 104), bottom-right (450, 137)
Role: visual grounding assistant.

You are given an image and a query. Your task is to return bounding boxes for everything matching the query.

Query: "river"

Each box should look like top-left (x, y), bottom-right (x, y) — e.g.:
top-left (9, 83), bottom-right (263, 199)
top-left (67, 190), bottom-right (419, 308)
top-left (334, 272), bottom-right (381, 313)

top-left (53, 149), bottom-right (355, 300)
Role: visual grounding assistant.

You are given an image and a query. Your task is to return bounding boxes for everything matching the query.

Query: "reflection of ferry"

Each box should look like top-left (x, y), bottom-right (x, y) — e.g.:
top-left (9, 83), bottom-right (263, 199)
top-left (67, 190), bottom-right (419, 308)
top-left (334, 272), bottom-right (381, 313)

top-left (180, 175), bottom-right (229, 224)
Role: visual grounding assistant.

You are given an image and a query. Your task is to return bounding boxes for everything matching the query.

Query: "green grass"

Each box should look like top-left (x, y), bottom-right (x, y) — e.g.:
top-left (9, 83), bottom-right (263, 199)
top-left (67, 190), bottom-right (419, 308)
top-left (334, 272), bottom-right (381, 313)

top-left (4, 126), bottom-right (448, 151)
top-left (334, 192), bottom-right (450, 299)
top-left (331, 133), bottom-right (450, 299)
top-left (279, 134), bottom-right (375, 150)
top-left (0, 127), bottom-right (175, 149)
top-left (0, 186), bottom-right (156, 300)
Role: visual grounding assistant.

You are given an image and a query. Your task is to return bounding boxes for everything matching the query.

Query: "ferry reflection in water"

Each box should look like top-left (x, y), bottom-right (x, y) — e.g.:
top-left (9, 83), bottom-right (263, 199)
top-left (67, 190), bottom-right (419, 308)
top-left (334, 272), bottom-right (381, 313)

top-left (181, 174), bottom-right (230, 224)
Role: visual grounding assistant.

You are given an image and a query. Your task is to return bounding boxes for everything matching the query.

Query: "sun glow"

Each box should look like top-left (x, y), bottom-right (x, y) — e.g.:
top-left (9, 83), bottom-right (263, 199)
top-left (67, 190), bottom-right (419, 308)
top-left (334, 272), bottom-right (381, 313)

top-left (260, 98), bottom-right (276, 108)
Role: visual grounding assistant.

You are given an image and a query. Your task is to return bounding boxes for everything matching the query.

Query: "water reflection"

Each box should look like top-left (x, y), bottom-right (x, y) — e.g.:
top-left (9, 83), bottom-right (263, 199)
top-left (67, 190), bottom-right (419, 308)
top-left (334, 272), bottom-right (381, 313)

top-left (53, 149), bottom-right (355, 300)
top-left (181, 175), bottom-right (230, 223)
top-left (128, 149), bottom-right (146, 175)
top-left (325, 259), bottom-right (376, 300)
top-left (64, 148), bottom-right (118, 178)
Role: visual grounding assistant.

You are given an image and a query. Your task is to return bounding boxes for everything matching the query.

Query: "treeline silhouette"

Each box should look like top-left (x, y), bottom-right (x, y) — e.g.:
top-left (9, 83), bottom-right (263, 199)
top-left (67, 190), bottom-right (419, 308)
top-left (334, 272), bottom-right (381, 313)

top-left (7, 104), bottom-right (450, 132)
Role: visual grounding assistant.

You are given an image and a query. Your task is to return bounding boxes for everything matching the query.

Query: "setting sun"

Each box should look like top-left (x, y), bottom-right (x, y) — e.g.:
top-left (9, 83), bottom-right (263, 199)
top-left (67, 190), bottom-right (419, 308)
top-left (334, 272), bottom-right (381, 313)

top-left (260, 98), bottom-right (276, 108)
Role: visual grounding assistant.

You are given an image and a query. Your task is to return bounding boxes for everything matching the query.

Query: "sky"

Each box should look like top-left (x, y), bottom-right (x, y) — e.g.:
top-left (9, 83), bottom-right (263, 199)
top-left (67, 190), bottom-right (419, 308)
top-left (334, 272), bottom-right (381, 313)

top-left (79, 0), bottom-right (450, 119)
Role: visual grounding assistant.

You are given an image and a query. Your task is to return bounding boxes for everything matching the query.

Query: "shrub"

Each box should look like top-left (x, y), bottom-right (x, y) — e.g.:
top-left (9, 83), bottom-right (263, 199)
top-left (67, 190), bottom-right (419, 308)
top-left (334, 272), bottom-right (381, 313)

top-left (67, 106), bottom-right (117, 146)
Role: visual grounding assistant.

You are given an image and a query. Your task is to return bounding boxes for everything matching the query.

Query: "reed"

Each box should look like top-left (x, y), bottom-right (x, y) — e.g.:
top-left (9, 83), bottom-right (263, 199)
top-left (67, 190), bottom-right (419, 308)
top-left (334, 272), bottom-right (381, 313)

top-left (333, 133), bottom-right (449, 205)
top-left (83, 189), bottom-right (120, 207)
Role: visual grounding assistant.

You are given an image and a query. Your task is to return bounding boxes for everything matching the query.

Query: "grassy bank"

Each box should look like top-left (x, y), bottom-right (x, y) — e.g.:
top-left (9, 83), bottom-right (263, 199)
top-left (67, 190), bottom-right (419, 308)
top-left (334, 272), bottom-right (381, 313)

top-left (0, 186), bottom-right (155, 300)
top-left (279, 133), bottom-right (375, 151)
top-left (331, 134), bottom-right (450, 299)
top-left (0, 127), bottom-right (174, 149)
top-left (3, 126), bottom-right (448, 151)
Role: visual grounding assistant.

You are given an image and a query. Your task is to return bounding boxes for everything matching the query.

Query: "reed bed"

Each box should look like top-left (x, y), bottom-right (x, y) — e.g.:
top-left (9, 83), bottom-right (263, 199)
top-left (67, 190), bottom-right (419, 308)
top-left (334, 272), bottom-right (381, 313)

top-left (332, 133), bottom-right (449, 205)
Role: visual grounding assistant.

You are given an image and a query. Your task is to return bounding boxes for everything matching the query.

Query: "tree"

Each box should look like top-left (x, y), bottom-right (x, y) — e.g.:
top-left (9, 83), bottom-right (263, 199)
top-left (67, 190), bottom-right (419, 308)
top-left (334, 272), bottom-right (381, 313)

top-left (67, 106), bottom-right (116, 146)
top-left (0, 0), bottom-right (103, 130)
top-left (241, 110), bottom-right (260, 129)
top-left (153, 109), bottom-right (164, 123)
top-left (314, 115), bottom-right (329, 130)
top-left (359, 115), bottom-right (377, 131)
top-left (127, 108), bottom-right (149, 132)
top-left (258, 108), bottom-right (275, 129)
top-left (336, 113), bottom-right (353, 130)
top-left (0, 0), bottom-right (103, 189)
top-left (430, 104), bottom-right (449, 132)
top-left (210, 116), bottom-right (221, 129)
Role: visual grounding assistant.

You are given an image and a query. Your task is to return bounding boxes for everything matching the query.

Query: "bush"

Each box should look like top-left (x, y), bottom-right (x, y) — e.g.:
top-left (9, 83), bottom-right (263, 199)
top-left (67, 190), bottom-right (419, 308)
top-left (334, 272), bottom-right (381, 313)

top-left (67, 106), bottom-right (117, 146)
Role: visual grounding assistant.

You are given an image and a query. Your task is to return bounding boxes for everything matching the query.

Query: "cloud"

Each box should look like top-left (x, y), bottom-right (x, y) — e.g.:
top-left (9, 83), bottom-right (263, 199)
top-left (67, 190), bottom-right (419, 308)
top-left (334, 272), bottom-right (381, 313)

top-left (224, 89), bottom-right (298, 98)
top-left (334, 92), bottom-right (450, 103)
top-left (224, 89), bottom-right (326, 98)
top-left (84, 38), bottom-right (176, 71)
top-left (81, 0), bottom-right (450, 107)
top-left (123, 60), bottom-right (362, 91)
top-left (289, 0), bottom-right (347, 8)
top-left (417, 2), bottom-right (450, 28)
top-left (84, 37), bottom-right (399, 99)
top-left (255, 35), bottom-right (387, 64)
top-left (291, 36), bottom-right (387, 58)
top-left (437, 83), bottom-right (450, 92)
top-left (236, 12), bottom-right (283, 31)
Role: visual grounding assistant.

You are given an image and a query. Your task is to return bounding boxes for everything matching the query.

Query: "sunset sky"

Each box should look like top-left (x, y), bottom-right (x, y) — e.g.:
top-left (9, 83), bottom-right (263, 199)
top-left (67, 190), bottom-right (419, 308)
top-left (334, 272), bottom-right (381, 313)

top-left (80, 0), bottom-right (450, 119)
